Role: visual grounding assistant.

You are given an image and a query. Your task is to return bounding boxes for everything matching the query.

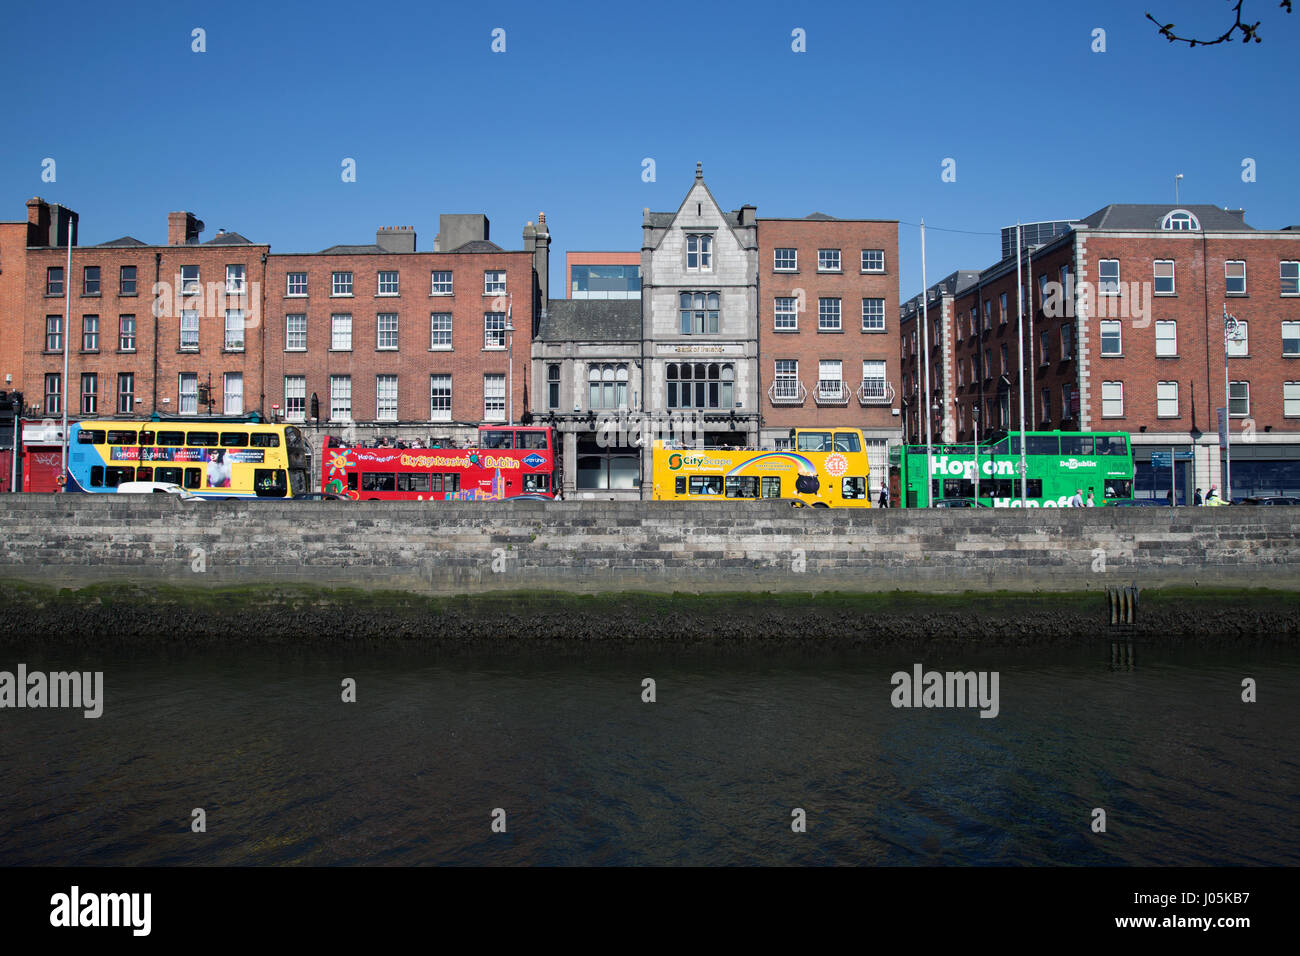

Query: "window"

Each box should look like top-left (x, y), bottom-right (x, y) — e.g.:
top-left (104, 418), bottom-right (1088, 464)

top-left (484, 373), bottom-right (506, 421)
top-left (1102, 381), bottom-right (1123, 417)
top-left (484, 312), bottom-right (507, 349)
top-left (118, 373), bottom-right (134, 414)
top-left (862, 360), bottom-right (886, 401)
top-left (1041, 387), bottom-right (1051, 422)
top-left (1162, 209), bottom-right (1200, 231)
top-left (378, 271), bottom-right (399, 296)
top-left (286, 314), bottom-right (306, 350)
top-left (1154, 260), bottom-right (1175, 295)
top-left (861, 249), bottom-right (885, 272)
top-left (679, 292), bottom-right (720, 334)
top-left (983, 349), bottom-right (992, 379)
top-left (1156, 381), bottom-right (1178, 417)
top-left (285, 376), bottom-right (305, 422)
top-left (224, 310), bottom-right (244, 350)
top-left (1062, 383), bottom-right (1075, 419)
top-left (80, 373), bottom-right (97, 415)
top-left (46, 267), bottom-right (63, 296)
top-left (120, 265), bottom-right (137, 296)
top-left (1225, 260), bottom-right (1246, 295)
top-left (969, 308), bottom-right (977, 337)
top-left (999, 292), bottom-right (1008, 324)
top-left (83, 266), bottom-right (100, 296)
top-left (43, 315), bottom-right (61, 352)
top-left (330, 375), bottom-right (352, 420)
top-left (44, 373), bottom-right (61, 415)
top-left (1282, 261), bottom-right (1300, 296)
top-left (431, 271), bottom-right (453, 295)
top-left (774, 360), bottom-right (799, 401)
top-left (1227, 321), bottom-right (1248, 357)
top-left (774, 248), bottom-right (797, 271)
top-left (1155, 320), bottom-right (1177, 356)
top-left (181, 265), bottom-right (199, 296)
top-left (818, 298), bottom-right (841, 332)
top-left (774, 297), bottom-right (798, 330)
top-left (1283, 321), bottom-right (1300, 356)
top-left (179, 373), bottom-right (197, 414)
top-left (181, 309), bottom-right (199, 349)
top-left (1229, 381), bottom-right (1249, 416)
top-left (1037, 273), bottom-right (1048, 310)
top-left (331, 313), bottom-right (352, 351)
top-left (817, 249), bottom-right (841, 272)
top-left (1285, 382), bottom-right (1300, 417)
top-left (686, 234), bottom-right (712, 271)
top-left (377, 313), bottom-right (398, 350)
top-left (119, 315), bottom-right (136, 351)
top-left (1100, 320), bottom-right (1122, 356)
top-left (430, 313), bottom-right (452, 348)
top-left (1000, 343), bottom-right (1008, 374)
top-left (1099, 260), bottom-right (1120, 295)
top-left (1039, 330), bottom-right (1050, 365)
top-left (226, 264), bottom-right (246, 294)
top-left (588, 364), bottom-right (629, 409)
top-left (983, 300), bottom-right (991, 330)
top-left (376, 375), bottom-right (398, 421)
top-left (484, 271), bottom-right (506, 295)
top-left (287, 272), bottom-right (307, 296)
top-left (332, 272), bottom-right (353, 296)
top-left (862, 298), bottom-right (885, 332)
top-left (666, 362), bottom-right (734, 408)
top-left (224, 373), bottom-right (243, 415)
top-left (818, 360), bottom-right (843, 401)
top-left (430, 374), bottom-right (451, 421)
top-left (82, 315), bottom-right (99, 351)
top-left (547, 365), bottom-right (561, 410)
top-left (1061, 323), bottom-right (1074, 360)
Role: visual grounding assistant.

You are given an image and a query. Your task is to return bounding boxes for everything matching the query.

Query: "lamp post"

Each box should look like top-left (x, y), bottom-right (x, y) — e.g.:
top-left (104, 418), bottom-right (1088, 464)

top-left (60, 226), bottom-right (72, 487)
top-left (506, 294), bottom-right (515, 427)
top-left (1223, 308), bottom-right (1243, 501)
top-left (971, 402), bottom-right (981, 504)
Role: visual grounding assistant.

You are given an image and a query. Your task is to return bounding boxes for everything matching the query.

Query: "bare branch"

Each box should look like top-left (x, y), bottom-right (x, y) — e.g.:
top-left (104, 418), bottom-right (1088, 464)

top-left (1146, 0), bottom-right (1291, 47)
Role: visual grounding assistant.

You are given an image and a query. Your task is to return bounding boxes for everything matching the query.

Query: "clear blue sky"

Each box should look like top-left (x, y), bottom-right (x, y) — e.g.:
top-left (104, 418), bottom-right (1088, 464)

top-left (2, 0), bottom-right (1295, 298)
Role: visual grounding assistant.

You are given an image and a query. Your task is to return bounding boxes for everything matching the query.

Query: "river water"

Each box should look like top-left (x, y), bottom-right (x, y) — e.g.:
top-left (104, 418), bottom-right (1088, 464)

top-left (1, 641), bottom-right (1296, 866)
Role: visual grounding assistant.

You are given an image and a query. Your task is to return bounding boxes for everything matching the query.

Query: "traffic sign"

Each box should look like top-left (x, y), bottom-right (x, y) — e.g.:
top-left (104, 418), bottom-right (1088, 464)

top-left (1151, 452), bottom-right (1171, 467)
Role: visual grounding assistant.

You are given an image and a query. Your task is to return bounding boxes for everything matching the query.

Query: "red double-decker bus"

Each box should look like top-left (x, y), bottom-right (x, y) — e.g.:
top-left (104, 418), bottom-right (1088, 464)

top-left (321, 425), bottom-right (559, 500)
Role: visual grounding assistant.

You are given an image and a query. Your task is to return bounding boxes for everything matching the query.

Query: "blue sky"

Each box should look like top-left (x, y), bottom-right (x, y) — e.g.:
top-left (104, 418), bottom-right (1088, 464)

top-left (2, 0), bottom-right (1295, 297)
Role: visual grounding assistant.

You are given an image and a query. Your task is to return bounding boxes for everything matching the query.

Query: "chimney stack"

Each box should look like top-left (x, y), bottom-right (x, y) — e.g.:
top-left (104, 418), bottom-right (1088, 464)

top-left (26, 197), bottom-right (78, 248)
top-left (376, 225), bottom-right (417, 253)
top-left (168, 211), bottom-right (204, 246)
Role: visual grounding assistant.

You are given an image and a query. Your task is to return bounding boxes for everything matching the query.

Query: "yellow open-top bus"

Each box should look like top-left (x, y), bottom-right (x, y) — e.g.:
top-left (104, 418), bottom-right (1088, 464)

top-left (651, 427), bottom-right (872, 507)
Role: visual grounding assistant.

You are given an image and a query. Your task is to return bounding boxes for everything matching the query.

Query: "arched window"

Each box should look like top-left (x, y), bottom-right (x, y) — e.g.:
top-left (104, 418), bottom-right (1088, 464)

top-left (667, 362), bottom-right (734, 409)
top-left (588, 363), bottom-right (629, 409)
top-left (1161, 209), bottom-right (1200, 231)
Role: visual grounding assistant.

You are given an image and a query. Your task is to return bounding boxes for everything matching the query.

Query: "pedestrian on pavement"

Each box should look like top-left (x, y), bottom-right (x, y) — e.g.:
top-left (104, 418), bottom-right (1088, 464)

top-left (1194, 488), bottom-right (1203, 506)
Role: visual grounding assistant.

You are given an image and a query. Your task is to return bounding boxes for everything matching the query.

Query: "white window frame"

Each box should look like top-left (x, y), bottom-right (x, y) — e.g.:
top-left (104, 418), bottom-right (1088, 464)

top-left (861, 249), bottom-right (885, 273)
top-left (332, 271), bottom-right (354, 297)
top-left (284, 376), bottom-right (305, 423)
top-left (180, 265), bottom-right (200, 297)
top-left (377, 271), bottom-right (400, 296)
top-left (1100, 319), bottom-right (1122, 356)
top-left (818, 359), bottom-right (842, 400)
top-left (225, 264), bottom-right (246, 295)
top-left (179, 373), bottom-right (198, 415)
top-left (180, 309), bottom-right (199, 350)
top-left (377, 313), bottom-right (399, 350)
top-left (774, 359), bottom-right (799, 401)
top-left (861, 298), bottom-right (885, 332)
top-left (817, 249), bottom-right (841, 273)
top-left (1155, 320), bottom-right (1177, 357)
top-left (1061, 323), bottom-right (1074, 360)
top-left (376, 375), bottom-right (398, 421)
top-left (82, 314), bottom-right (99, 352)
top-left (818, 298), bottom-right (841, 332)
top-left (1227, 321), bottom-right (1248, 357)
top-left (1281, 261), bottom-right (1300, 297)
top-left (1156, 381), bottom-right (1178, 418)
top-left (483, 373), bottom-right (506, 422)
top-left (224, 372), bottom-right (243, 415)
top-left (1101, 381), bottom-right (1123, 418)
top-left (1225, 260), bottom-right (1246, 295)
top-left (1039, 330), bottom-right (1050, 366)
top-left (331, 313), bottom-right (353, 351)
top-left (774, 298), bottom-right (798, 331)
top-left (430, 374), bottom-right (452, 422)
top-left (224, 309), bottom-right (245, 351)
top-left (286, 272), bottom-right (307, 297)
top-left (1284, 382), bottom-right (1300, 418)
top-left (117, 372), bottom-right (135, 414)
top-left (1229, 381), bottom-right (1250, 417)
top-left (686, 234), bottom-right (713, 272)
top-left (285, 314), bottom-right (306, 351)
top-left (119, 314), bottom-right (136, 352)
top-left (431, 271), bottom-right (453, 295)
top-left (484, 312), bottom-right (507, 349)
top-left (1154, 259), bottom-right (1175, 295)
top-left (774, 248), bottom-right (797, 272)
top-left (1162, 210), bottom-right (1200, 231)
top-left (861, 360), bottom-right (886, 400)
top-left (1282, 321), bottom-right (1300, 357)
top-left (484, 271), bottom-right (507, 296)
top-left (330, 375), bottom-right (352, 421)
top-left (430, 313), bottom-right (452, 349)
top-left (1098, 259), bottom-right (1120, 296)
top-left (44, 373), bottom-right (61, 415)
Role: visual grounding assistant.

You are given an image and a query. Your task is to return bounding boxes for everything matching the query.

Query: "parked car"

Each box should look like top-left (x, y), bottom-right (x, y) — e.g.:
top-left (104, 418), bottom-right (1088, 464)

top-left (290, 492), bottom-right (347, 501)
top-left (933, 497), bottom-right (990, 508)
top-left (1241, 496), bottom-right (1300, 506)
top-left (1111, 498), bottom-right (1170, 507)
top-left (115, 481), bottom-right (205, 501)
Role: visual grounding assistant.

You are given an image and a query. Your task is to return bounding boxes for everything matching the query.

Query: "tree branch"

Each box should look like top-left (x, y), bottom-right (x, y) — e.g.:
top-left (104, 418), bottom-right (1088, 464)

top-left (1146, 0), bottom-right (1291, 47)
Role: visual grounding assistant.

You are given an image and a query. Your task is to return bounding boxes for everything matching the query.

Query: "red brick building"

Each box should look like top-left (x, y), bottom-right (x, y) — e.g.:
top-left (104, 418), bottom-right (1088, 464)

top-left (757, 214), bottom-right (901, 481)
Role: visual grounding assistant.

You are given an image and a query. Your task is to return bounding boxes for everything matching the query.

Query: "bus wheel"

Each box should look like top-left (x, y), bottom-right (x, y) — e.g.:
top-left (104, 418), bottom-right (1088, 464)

top-left (790, 500), bottom-right (807, 508)
top-left (812, 502), bottom-right (830, 508)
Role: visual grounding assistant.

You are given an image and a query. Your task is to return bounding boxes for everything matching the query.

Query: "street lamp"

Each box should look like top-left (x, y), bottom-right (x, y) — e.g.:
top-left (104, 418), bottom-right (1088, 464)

top-left (505, 322), bottom-right (515, 427)
top-left (1223, 308), bottom-right (1244, 501)
top-left (971, 402), bottom-right (981, 504)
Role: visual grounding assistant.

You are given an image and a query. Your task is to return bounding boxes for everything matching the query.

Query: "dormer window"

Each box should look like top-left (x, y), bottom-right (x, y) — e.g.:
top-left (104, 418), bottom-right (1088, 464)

top-left (686, 234), bottom-right (712, 271)
top-left (1162, 209), bottom-right (1200, 231)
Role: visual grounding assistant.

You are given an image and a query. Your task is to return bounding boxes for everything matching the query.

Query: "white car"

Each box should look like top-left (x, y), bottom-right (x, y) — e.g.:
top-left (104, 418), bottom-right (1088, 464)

top-left (115, 481), bottom-right (205, 501)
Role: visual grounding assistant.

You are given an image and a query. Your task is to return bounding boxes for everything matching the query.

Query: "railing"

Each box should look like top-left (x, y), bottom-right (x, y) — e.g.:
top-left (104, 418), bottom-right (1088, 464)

top-left (857, 379), bottom-right (896, 406)
top-left (768, 381), bottom-right (806, 405)
top-left (814, 382), bottom-right (850, 406)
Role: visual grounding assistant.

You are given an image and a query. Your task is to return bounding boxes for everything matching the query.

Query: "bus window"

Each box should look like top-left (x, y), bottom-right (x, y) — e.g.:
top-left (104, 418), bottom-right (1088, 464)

top-left (290, 470), bottom-right (307, 496)
top-left (443, 474), bottom-right (460, 492)
top-left (1027, 436), bottom-right (1059, 455)
top-left (398, 474), bottom-right (432, 493)
top-left (988, 437), bottom-right (1009, 455)
top-left (688, 475), bottom-right (723, 496)
top-left (361, 473), bottom-right (395, 492)
top-left (1095, 435), bottom-right (1127, 456)
top-left (156, 467), bottom-right (182, 484)
top-left (833, 432), bottom-right (862, 453)
top-left (188, 432), bottom-right (219, 447)
top-left (522, 474), bottom-right (549, 492)
top-left (347, 474), bottom-right (358, 492)
top-left (942, 478), bottom-right (975, 499)
top-left (481, 430), bottom-right (512, 449)
top-left (138, 430), bottom-right (155, 446)
top-left (797, 432), bottom-right (832, 452)
top-left (184, 468), bottom-right (202, 489)
top-left (221, 432), bottom-right (249, 447)
top-left (1104, 479), bottom-right (1133, 498)
top-left (518, 431), bottom-right (549, 450)
top-left (136, 467), bottom-right (153, 482)
top-left (250, 433), bottom-right (280, 448)
top-left (254, 469), bottom-right (287, 497)
top-left (90, 466), bottom-right (104, 487)
top-left (725, 476), bottom-right (759, 498)
top-left (675, 476), bottom-right (686, 495)
top-left (842, 476), bottom-right (866, 499)
top-left (158, 431), bottom-right (185, 446)
top-left (77, 429), bottom-right (105, 444)
top-left (105, 466), bottom-right (134, 487)
top-left (1060, 435), bottom-right (1093, 455)
top-left (106, 430), bottom-right (137, 445)
top-left (760, 476), bottom-right (781, 498)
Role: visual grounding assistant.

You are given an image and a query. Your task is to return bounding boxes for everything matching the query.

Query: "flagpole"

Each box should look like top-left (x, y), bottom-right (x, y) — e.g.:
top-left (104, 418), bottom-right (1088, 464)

top-left (1015, 222), bottom-right (1027, 505)
top-left (920, 219), bottom-right (933, 506)
top-left (60, 223), bottom-right (72, 487)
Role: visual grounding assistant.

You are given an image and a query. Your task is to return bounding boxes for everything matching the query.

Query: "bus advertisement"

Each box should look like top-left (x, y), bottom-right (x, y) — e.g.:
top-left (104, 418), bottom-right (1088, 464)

top-left (322, 425), bottom-right (558, 501)
top-left (66, 419), bottom-right (310, 498)
top-left (651, 427), bottom-right (872, 507)
top-left (889, 431), bottom-right (1135, 507)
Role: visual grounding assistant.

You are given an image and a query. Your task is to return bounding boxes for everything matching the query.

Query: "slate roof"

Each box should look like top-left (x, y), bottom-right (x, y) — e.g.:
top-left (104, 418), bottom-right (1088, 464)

top-left (803, 212), bottom-right (838, 221)
top-left (203, 230), bottom-right (256, 245)
top-left (537, 299), bottom-right (641, 342)
top-left (1079, 204), bottom-right (1254, 232)
top-left (448, 239), bottom-right (504, 253)
top-left (645, 210), bottom-right (743, 229)
top-left (317, 243), bottom-right (386, 254)
top-left (95, 236), bottom-right (149, 247)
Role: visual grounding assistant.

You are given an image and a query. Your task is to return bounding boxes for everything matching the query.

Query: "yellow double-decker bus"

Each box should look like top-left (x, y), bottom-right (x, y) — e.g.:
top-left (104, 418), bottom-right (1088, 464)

top-left (651, 427), bottom-right (872, 507)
